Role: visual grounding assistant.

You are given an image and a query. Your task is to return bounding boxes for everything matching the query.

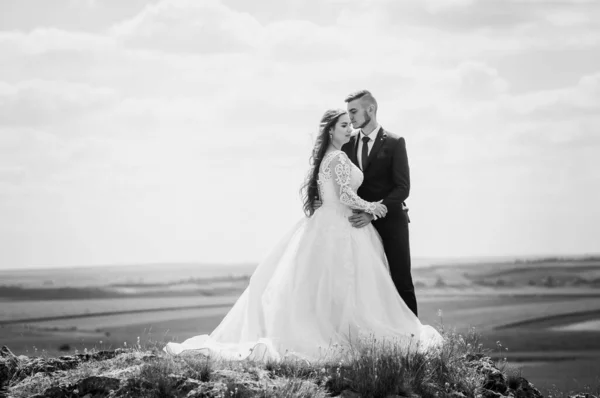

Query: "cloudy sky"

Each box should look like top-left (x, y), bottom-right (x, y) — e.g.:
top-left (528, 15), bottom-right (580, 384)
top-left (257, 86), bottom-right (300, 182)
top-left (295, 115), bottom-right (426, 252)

top-left (1, 0), bottom-right (599, 269)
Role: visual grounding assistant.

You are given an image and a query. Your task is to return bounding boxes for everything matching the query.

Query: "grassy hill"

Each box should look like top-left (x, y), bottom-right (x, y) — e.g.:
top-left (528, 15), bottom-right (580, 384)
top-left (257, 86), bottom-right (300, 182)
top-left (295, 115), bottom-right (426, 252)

top-left (3, 328), bottom-right (584, 398)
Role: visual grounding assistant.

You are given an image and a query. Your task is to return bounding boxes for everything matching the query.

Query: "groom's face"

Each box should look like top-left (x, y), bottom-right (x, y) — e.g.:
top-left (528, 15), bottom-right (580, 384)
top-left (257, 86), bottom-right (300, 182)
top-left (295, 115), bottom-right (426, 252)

top-left (347, 99), bottom-right (370, 130)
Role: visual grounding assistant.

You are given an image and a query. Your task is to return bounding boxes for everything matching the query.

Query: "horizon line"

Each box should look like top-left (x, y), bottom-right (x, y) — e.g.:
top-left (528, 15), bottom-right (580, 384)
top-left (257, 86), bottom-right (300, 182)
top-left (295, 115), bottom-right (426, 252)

top-left (1, 253), bottom-right (599, 272)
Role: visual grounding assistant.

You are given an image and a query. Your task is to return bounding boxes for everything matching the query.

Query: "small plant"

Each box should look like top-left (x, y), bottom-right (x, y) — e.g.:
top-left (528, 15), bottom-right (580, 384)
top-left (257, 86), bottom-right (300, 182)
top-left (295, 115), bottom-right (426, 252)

top-left (138, 358), bottom-right (179, 397)
top-left (265, 357), bottom-right (317, 380)
top-left (264, 378), bottom-right (328, 398)
top-left (222, 381), bottom-right (256, 398)
top-left (58, 343), bottom-right (71, 352)
top-left (181, 355), bottom-right (213, 382)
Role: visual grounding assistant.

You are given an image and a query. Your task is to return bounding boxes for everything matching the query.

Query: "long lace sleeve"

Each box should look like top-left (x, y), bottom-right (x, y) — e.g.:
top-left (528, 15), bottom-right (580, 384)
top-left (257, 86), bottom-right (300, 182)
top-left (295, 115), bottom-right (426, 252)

top-left (330, 152), bottom-right (377, 215)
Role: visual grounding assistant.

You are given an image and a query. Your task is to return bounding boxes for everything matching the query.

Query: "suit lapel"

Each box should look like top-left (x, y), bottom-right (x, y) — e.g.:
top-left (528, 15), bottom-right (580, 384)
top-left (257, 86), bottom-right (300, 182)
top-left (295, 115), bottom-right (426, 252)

top-left (364, 127), bottom-right (386, 172)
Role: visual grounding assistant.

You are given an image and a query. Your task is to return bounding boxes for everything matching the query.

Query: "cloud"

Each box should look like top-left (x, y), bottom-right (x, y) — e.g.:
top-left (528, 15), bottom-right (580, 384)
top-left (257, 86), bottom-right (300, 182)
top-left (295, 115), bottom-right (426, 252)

top-left (331, 0), bottom-right (600, 66)
top-left (1, 0), bottom-right (599, 267)
top-left (111, 0), bottom-right (263, 54)
top-left (263, 20), bottom-right (351, 61)
top-left (0, 80), bottom-right (118, 127)
top-left (0, 28), bottom-right (114, 54)
top-left (449, 61), bottom-right (510, 101)
top-left (423, 0), bottom-right (476, 13)
top-left (501, 71), bottom-right (600, 118)
top-left (495, 71), bottom-right (600, 150)
top-left (543, 7), bottom-right (589, 27)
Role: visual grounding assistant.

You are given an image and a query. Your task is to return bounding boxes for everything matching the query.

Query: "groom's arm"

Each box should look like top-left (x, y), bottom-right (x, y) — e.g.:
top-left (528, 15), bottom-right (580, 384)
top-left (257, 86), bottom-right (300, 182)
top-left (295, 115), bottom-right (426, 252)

top-left (381, 137), bottom-right (410, 208)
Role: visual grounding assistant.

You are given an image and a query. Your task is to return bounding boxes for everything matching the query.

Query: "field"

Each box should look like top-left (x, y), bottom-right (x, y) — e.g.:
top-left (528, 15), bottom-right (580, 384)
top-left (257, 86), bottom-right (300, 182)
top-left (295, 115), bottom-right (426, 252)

top-left (1, 258), bottom-right (600, 394)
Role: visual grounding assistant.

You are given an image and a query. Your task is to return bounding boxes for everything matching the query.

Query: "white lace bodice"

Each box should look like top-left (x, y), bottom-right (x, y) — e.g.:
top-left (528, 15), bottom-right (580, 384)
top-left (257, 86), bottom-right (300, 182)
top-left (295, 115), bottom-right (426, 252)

top-left (317, 150), bottom-right (377, 214)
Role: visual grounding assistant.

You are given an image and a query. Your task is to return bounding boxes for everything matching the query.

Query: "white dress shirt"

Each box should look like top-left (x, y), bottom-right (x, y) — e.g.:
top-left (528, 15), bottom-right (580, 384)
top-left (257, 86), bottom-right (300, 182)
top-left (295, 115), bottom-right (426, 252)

top-left (357, 124), bottom-right (381, 170)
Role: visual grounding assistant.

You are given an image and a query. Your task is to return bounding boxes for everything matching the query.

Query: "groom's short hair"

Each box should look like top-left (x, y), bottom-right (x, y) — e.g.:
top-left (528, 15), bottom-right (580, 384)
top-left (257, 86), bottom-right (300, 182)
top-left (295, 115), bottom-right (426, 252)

top-left (345, 90), bottom-right (378, 114)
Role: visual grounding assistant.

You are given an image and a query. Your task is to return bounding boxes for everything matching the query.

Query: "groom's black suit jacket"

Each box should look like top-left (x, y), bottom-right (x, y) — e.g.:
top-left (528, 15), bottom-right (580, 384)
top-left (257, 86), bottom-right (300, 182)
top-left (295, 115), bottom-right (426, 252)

top-left (342, 127), bottom-right (409, 219)
top-left (342, 127), bottom-right (418, 316)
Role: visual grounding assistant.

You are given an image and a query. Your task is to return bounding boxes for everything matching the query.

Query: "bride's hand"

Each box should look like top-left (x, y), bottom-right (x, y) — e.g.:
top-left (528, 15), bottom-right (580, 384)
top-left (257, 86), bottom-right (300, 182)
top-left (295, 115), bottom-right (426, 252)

top-left (373, 201), bottom-right (388, 219)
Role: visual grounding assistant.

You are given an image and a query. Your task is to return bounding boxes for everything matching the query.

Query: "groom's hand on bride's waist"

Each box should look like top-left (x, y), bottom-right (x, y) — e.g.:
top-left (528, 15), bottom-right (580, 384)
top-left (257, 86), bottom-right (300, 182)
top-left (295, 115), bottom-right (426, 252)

top-left (349, 211), bottom-right (374, 228)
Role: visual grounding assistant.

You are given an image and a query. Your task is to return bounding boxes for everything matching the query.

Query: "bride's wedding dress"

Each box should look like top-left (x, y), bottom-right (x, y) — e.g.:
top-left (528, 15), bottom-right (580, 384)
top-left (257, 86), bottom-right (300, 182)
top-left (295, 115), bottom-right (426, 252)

top-left (164, 150), bottom-right (442, 361)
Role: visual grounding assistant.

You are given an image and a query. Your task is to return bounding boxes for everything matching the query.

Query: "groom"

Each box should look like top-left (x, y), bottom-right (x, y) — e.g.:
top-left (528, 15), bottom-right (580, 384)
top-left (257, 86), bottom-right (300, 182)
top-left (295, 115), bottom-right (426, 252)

top-left (343, 90), bottom-right (418, 317)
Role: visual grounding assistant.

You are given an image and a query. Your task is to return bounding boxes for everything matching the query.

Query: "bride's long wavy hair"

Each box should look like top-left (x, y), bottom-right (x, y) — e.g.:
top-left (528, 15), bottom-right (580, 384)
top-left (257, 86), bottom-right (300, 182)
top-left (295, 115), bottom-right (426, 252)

top-left (300, 109), bottom-right (348, 217)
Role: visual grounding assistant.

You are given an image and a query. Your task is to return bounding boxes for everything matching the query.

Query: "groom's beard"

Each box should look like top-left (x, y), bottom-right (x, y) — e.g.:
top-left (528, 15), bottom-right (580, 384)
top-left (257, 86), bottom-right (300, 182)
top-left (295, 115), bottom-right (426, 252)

top-left (358, 111), bottom-right (371, 129)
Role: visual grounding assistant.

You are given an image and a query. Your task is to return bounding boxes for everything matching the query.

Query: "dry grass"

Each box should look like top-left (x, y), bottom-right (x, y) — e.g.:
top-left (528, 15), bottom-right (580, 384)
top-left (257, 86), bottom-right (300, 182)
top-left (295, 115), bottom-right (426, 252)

top-left (6, 325), bottom-right (595, 398)
top-left (544, 379), bottom-right (600, 398)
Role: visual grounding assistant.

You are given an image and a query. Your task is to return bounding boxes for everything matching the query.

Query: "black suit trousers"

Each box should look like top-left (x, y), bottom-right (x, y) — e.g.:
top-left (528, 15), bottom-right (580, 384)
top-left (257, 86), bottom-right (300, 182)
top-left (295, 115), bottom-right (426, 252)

top-left (372, 209), bottom-right (418, 316)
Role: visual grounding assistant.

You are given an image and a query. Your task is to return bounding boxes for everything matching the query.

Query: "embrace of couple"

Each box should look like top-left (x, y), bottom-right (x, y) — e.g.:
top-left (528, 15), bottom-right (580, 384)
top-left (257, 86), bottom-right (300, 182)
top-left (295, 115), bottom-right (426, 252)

top-left (164, 90), bottom-right (442, 361)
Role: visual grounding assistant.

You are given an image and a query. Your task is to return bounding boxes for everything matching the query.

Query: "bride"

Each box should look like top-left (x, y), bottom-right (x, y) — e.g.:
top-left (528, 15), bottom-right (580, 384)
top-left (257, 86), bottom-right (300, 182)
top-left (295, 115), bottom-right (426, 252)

top-left (164, 109), bottom-right (442, 361)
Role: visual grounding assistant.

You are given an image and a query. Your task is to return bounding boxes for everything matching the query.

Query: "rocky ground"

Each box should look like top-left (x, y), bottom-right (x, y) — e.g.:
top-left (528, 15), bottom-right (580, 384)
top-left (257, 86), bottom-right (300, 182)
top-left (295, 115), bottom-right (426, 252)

top-left (0, 342), bottom-right (596, 398)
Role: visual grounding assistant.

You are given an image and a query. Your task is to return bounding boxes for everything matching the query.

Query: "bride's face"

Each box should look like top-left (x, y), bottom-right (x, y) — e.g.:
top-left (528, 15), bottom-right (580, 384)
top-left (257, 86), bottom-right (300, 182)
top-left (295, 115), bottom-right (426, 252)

top-left (331, 114), bottom-right (352, 147)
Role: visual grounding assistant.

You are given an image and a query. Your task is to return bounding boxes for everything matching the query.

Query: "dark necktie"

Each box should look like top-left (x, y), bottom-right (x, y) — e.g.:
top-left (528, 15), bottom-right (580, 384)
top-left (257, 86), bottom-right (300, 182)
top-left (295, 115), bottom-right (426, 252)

top-left (361, 136), bottom-right (370, 170)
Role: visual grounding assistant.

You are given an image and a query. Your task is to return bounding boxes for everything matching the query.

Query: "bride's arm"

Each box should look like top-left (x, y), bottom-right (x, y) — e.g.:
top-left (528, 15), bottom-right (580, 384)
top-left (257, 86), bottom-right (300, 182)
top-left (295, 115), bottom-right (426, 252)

top-left (330, 153), bottom-right (384, 216)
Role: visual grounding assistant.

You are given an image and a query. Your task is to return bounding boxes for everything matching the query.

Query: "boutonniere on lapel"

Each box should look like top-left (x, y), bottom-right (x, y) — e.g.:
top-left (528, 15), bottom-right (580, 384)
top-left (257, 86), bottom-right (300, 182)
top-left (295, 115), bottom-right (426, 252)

top-left (375, 132), bottom-right (388, 159)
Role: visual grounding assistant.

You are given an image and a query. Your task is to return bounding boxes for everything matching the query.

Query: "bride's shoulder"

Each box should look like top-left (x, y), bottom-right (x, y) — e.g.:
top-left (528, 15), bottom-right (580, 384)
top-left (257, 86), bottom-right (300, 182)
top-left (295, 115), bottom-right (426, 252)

top-left (324, 150), bottom-right (349, 163)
